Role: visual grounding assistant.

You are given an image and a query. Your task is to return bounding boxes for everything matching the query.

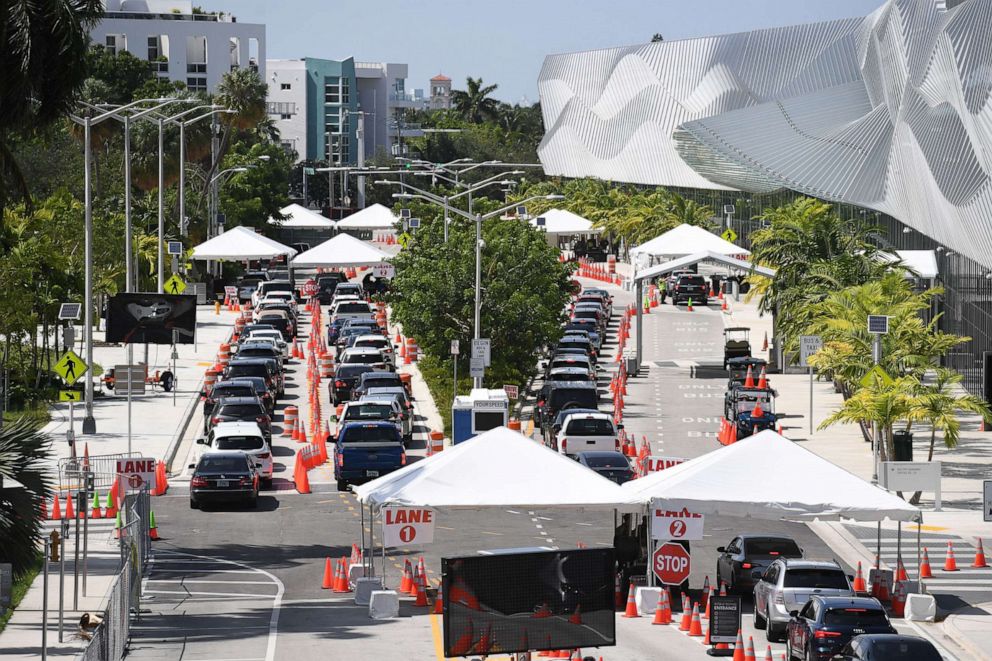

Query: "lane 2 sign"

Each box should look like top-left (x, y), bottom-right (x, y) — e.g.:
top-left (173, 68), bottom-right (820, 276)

top-left (651, 506), bottom-right (704, 541)
top-left (382, 507), bottom-right (436, 547)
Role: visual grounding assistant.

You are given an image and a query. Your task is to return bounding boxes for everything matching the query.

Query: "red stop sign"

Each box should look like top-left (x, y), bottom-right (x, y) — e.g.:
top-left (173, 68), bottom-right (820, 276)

top-left (302, 279), bottom-right (318, 296)
top-left (653, 542), bottom-right (691, 586)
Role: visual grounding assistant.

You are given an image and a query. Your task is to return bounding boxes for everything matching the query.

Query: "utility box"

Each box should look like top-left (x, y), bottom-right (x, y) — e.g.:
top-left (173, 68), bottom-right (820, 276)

top-left (452, 388), bottom-right (509, 444)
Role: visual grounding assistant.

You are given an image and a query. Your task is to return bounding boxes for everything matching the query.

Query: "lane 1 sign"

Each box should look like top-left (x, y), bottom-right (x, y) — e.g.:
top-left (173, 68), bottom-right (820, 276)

top-left (651, 506), bottom-right (704, 541)
top-left (382, 507), bottom-right (436, 547)
top-left (653, 542), bottom-right (691, 586)
top-left (116, 457), bottom-right (157, 494)
top-left (645, 455), bottom-right (686, 473)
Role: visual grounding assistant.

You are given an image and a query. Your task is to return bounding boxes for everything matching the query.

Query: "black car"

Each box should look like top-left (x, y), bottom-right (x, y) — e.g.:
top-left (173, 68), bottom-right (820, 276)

top-left (671, 273), bottom-right (709, 305)
top-left (716, 534), bottom-right (803, 593)
top-left (353, 371), bottom-right (405, 400)
top-left (786, 597), bottom-right (896, 661)
top-left (576, 451), bottom-right (634, 484)
top-left (317, 273), bottom-right (349, 304)
top-left (189, 451), bottom-right (259, 509)
top-left (330, 364), bottom-right (375, 405)
top-left (226, 357), bottom-right (282, 397)
top-left (535, 381), bottom-right (599, 436)
top-left (832, 634), bottom-right (941, 661)
top-left (207, 396), bottom-right (272, 440)
top-left (227, 376), bottom-right (275, 415)
top-left (256, 313), bottom-right (294, 341)
top-left (202, 381), bottom-right (256, 431)
top-left (557, 335), bottom-right (597, 360)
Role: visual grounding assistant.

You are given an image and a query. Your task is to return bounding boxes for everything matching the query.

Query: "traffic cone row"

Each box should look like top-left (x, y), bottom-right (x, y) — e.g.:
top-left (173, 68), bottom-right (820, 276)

top-left (652, 588), bottom-right (672, 624)
top-left (718, 417), bottom-right (738, 445)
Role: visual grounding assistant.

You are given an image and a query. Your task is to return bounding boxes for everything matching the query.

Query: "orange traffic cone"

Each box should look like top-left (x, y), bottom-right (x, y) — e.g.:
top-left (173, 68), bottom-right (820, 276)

top-left (762, 332), bottom-right (768, 351)
top-left (688, 603), bottom-right (703, 636)
top-left (704, 584), bottom-right (715, 619)
top-left (568, 605), bottom-right (583, 625)
top-left (687, 298), bottom-right (694, 312)
top-left (614, 574), bottom-right (624, 610)
top-left (50, 494), bottom-right (62, 520)
top-left (321, 557), bottom-right (334, 589)
top-left (852, 561), bottom-right (867, 592)
top-left (622, 582), bottom-right (638, 618)
top-left (744, 366), bottom-right (755, 388)
top-left (701, 576), bottom-right (711, 611)
top-left (920, 547), bottom-right (933, 578)
top-left (744, 636), bottom-right (757, 661)
top-left (896, 559), bottom-right (908, 582)
top-left (652, 589), bottom-right (671, 625)
top-left (414, 571), bottom-right (429, 607)
top-left (732, 629), bottom-right (746, 661)
top-left (721, 297), bottom-right (728, 311)
top-left (149, 511), bottom-right (160, 540)
top-left (64, 493), bottom-right (75, 520)
top-left (679, 600), bottom-right (692, 631)
top-left (757, 367), bottom-right (768, 389)
top-left (338, 557), bottom-right (353, 593)
top-left (433, 581), bottom-right (444, 614)
top-left (944, 541), bottom-right (959, 571)
top-left (763, 645), bottom-right (774, 661)
top-left (972, 538), bottom-right (989, 568)
top-left (400, 559), bottom-right (413, 594)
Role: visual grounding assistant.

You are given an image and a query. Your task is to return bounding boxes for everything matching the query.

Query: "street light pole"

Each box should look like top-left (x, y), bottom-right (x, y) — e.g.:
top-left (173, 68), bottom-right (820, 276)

top-left (82, 117), bottom-right (95, 434)
top-left (124, 115), bottom-right (133, 292)
top-left (157, 117), bottom-right (165, 293)
top-left (474, 212), bottom-right (483, 387)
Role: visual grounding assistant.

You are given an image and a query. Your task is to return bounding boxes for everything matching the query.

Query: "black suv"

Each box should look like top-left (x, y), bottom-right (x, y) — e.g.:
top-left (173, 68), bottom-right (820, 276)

top-left (671, 273), bottom-right (709, 305)
top-left (535, 381), bottom-right (599, 437)
top-left (330, 364), bottom-right (375, 405)
top-left (786, 597), bottom-right (895, 661)
top-left (317, 273), bottom-right (348, 304)
top-left (206, 396), bottom-right (272, 440)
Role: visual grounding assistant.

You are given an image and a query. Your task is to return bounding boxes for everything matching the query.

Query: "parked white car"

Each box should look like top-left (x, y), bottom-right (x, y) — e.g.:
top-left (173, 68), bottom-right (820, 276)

top-left (196, 421), bottom-right (273, 483)
top-left (244, 329), bottom-right (289, 358)
top-left (554, 411), bottom-right (620, 456)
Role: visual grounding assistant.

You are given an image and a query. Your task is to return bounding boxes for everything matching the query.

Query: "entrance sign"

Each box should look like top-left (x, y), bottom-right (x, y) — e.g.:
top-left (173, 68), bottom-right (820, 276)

top-left (116, 457), bottom-right (157, 493)
top-left (651, 506), bottom-right (704, 541)
top-left (383, 507), bottom-right (436, 547)
top-left (708, 596), bottom-right (742, 645)
top-left (653, 542), bottom-right (691, 586)
top-left (371, 263), bottom-right (395, 279)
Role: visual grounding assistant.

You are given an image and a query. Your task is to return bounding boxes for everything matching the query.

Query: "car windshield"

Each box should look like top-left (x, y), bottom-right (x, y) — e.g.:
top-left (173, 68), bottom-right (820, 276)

top-left (744, 539), bottom-right (802, 557)
top-left (262, 283), bottom-right (293, 294)
top-left (362, 377), bottom-right (401, 389)
top-left (549, 389), bottom-right (598, 409)
top-left (341, 425), bottom-right (400, 442)
top-left (355, 338), bottom-right (388, 348)
top-left (565, 417), bottom-right (614, 435)
top-left (226, 365), bottom-right (268, 379)
top-left (822, 608), bottom-right (889, 625)
top-left (211, 386), bottom-right (254, 398)
top-left (553, 372), bottom-right (593, 382)
top-left (346, 404), bottom-right (394, 420)
top-left (868, 639), bottom-right (940, 659)
top-left (573, 309), bottom-right (599, 318)
top-left (238, 348), bottom-right (276, 358)
top-left (198, 456), bottom-right (249, 472)
top-left (679, 276), bottom-right (707, 287)
top-left (344, 352), bottom-right (382, 364)
top-left (336, 302), bottom-right (371, 314)
top-left (214, 436), bottom-right (266, 451)
top-left (581, 454), bottom-right (628, 468)
top-left (553, 358), bottom-right (588, 368)
top-left (218, 404), bottom-right (263, 417)
top-left (783, 569), bottom-right (849, 589)
top-left (336, 365), bottom-right (372, 379)
top-left (257, 317), bottom-right (288, 329)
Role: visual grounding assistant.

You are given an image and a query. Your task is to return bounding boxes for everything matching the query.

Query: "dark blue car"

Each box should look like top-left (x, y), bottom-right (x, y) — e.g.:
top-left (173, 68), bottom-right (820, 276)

top-left (786, 596), bottom-right (895, 661)
top-left (334, 421), bottom-right (405, 491)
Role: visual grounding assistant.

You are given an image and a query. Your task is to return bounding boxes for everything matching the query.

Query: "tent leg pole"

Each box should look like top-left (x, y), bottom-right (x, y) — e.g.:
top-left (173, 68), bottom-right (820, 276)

top-left (917, 517), bottom-right (923, 594)
top-left (369, 504), bottom-right (375, 578)
top-left (635, 280), bottom-right (643, 372)
top-left (896, 521), bottom-right (902, 573)
top-left (876, 522), bottom-right (881, 568)
top-left (360, 504), bottom-right (366, 575)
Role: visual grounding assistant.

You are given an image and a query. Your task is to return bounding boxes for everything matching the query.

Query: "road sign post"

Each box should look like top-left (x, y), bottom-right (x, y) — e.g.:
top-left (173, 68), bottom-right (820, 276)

top-left (450, 340), bottom-right (460, 399)
top-left (985, 480), bottom-right (992, 522)
top-left (866, 315), bottom-right (890, 485)
top-left (800, 335), bottom-right (823, 435)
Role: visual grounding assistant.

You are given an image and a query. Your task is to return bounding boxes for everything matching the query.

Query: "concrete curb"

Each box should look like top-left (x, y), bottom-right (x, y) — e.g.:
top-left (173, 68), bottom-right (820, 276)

top-left (938, 605), bottom-right (992, 661)
top-left (164, 376), bottom-right (204, 473)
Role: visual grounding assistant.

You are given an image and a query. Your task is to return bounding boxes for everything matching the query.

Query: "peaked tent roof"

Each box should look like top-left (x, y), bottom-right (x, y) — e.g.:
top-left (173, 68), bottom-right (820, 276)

top-left (621, 430), bottom-right (920, 522)
top-left (630, 224), bottom-right (750, 258)
top-left (190, 226), bottom-right (297, 261)
top-left (267, 203), bottom-right (336, 229)
top-left (634, 250), bottom-right (776, 281)
top-left (530, 208), bottom-right (601, 235)
top-left (290, 232), bottom-right (391, 268)
top-left (354, 426), bottom-right (629, 510)
top-left (336, 203), bottom-right (399, 230)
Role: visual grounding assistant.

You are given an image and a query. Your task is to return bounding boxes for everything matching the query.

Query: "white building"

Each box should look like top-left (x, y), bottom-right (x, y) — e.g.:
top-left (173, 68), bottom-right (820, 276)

top-left (90, 0), bottom-right (265, 94)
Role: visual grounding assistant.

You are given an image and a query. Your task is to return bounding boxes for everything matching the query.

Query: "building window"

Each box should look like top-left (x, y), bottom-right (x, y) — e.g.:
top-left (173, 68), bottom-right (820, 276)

top-left (147, 36), bottom-right (159, 60)
top-left (280, 140), bottom-right (294, 154)
top-left (281, 113), bottom-right (292, 120)
top-left (281, 83), bottom-right (291, 90)
top-left (341, 77), bottom-right (350, 104)
top-left (325, 77), bottom-right (340, 104)
top-left (187, 77), bottom-right (207, 93)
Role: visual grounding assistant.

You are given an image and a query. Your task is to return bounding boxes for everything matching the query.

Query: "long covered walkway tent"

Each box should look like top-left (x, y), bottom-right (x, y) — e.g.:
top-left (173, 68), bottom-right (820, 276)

top-left (354, 426), bottom-right (629, 510)
top-left (190, 226), bottom-right (297, 261)
top-left (290, 232), bottom-right (391, 268)
top-left (621, 430), bottom-right (920, 522)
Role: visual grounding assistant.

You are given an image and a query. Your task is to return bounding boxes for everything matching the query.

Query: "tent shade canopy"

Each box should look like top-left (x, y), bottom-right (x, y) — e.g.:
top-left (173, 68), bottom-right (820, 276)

top-left (336, 203), bottom-right (399, 230)
top-left (879, 250), bottom-right (938, 279)
top-left (190, 226), bottom-right (297, 261)
top-left (530, 209), bottom-right (602, 235)
top-left (621, 430), bottom-right (920, 523)
top-left (630, 224), bottom-right (750, 259)
top-left (634, 250), bottom-right (776, 281)
top-left (268, 203), bottom-right (336, 229)
top-left (290, 232), bottom-right (391, 268)
top-left (354, 426), bottom-right (630, 510)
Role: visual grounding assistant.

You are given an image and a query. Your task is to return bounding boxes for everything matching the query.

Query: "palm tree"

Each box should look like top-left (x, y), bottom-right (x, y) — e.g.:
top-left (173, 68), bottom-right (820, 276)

top-left (216, 68), bottom-right (267, 131)
top-left (451, 77), bottom-right (500, 123)
top-left (0, 0), bottom-right (104, 210)
top-left (0, 419), bottom-right (54, 574)
top-left (820, 375), bottom-right (918, 463)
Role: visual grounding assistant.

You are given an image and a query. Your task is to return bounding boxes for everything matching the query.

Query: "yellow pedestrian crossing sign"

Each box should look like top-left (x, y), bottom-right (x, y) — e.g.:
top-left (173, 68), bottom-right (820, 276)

top-left (164, 273), bottom-right (187, 295)
top-left (397, 232), bottom-right (412, 248)
top-left (59, 390), bottom-right (82, 402)
top-left (860, 364), bottom-right (894, 389)
top-left (721, 227), bottom-right (738, 242)
top-left (54, 349), bottom-right (89, 385)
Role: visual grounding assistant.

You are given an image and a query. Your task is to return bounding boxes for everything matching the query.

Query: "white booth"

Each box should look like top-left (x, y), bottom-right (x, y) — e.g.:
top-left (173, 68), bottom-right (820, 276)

top-left (452, 389), bottom-right (509, 444)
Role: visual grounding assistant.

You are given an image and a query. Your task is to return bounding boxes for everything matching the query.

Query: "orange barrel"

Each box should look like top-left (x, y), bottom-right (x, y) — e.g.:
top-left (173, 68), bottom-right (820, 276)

top-left (282, 406), bottom-right (298, 437)
top-left (218, 342), bottom-right (232, 367)
top-left (203, 368), bottom-right (220, 395)
top-left (376, 311), bottom-right (388, 328)
top-left (429, 430), bottom-right (445, 455)
top-left (507, 419), bottom-right (522, 431)
top-left (406, 337), bottom-right (419, 363)
top-left (320, 354), bottom-right (335, 378)
top-left (607, 254), bottom-right (617, 274)
top-left (398, 372), bottom-right (412, 395)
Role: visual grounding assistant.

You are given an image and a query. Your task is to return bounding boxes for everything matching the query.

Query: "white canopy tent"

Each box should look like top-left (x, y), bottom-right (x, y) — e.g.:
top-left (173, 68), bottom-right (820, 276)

top-left (336, 203), bottom-right (399, 230)
top-left (530, 209), bottom-right (601, 235)
top-left (354, 426), bottom-right (630, 510)
top-left (290, 232), bottom-right (391, 268)
top-left (879, 250), bottom-right (939, 279)
top-left (621, 430), bottom-right (920, 522)
top-left (630, 224), bottom-right (750, 262)
top-left (190, 226), bottom-right (297, 261)
top-left (633, 250), bottom-right (776, 282)
top-left (267, 203), bottom-right (336, 229)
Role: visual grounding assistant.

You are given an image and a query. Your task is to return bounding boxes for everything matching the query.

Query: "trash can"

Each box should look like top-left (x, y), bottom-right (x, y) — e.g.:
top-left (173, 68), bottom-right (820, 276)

top-left (893, 431), bottom-right (913, 461)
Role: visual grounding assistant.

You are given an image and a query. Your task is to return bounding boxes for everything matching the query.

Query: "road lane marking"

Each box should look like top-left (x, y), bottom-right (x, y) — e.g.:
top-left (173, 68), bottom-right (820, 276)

top-left (145, 589), bottom-right (276, 598)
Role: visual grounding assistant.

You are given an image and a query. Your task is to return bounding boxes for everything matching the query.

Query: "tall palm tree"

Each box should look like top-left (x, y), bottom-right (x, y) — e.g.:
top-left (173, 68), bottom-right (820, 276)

top-left (216, 67), bottom-right (267, 130)
top-left (0, 0), bottom-right (103, 210)
top-left (451, 77), bottom-right (500, 123)
top-left (0, 420), bottom-right (53, 574)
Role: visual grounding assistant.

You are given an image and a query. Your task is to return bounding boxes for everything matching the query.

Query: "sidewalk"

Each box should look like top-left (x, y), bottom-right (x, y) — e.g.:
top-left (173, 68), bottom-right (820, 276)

top-left (0, 305), bottom-right (243, 659)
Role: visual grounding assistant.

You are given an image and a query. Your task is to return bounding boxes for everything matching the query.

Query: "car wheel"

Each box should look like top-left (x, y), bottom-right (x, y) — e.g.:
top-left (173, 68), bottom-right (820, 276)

top-left (754, 604), bottom-right (766, 630)
top-left (189, 498), bottom-right (199, 510)
top-left (336, 479), bottom-right (348, 492)
top-left (766, 609), bottom-right (779, 642)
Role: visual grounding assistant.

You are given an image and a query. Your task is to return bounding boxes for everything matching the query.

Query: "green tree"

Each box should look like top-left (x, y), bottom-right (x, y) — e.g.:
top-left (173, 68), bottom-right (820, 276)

top-left (0, 0), bottom-right (103, 210)
top-left (85, 45), bottom-right (157, 104)
top-left (216, 67), bottom-right (267, 130)
top-left (218, 141), bottom-right (291, 231)
top-left (820, 375), bottom-right (917, 464)
top-left (451, 77), bottom-right (500, 124)
top-left (388, 211), bottom-right (573, 387)
top-left (0, 420), bottom-right (53, 574)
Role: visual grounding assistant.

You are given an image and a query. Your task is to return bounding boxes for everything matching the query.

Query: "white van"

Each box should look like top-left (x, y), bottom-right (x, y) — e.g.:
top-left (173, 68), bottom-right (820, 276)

top-left (554, 412), bottom-right (620, 456)
top-left (197, 421), bottom-right (273, 483)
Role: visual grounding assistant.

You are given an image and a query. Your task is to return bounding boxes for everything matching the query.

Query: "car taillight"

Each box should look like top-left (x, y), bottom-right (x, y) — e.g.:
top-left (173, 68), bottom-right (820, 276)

top-left (239, 477), bottom-right (252, 487)
top-left (615, 438), bottom-right (621, 450)
top-left (258, 453), bottom-right (270, 459)
top-left (742, 563), bottom-right (752, 569)
top-left (335, 380), bottom-right (346, 387)
top-left (814, 631), bottom-right (842, 639)
top-left (191, 476), bottom-right (207, 487)
top-left (211, 416), bottom-right (220, 424)
top-left (561, 438), bottom-right (567, 450)
top-left (774, 592), bottom-right (785, 605)
top-left (537, 400), bottom-right (545, 407)
top-left (257, 415), bottom-right (270, 425)
top-left (337, 453), bottom-right (344, 467)
top-left (401, 452), bottom-right (407, 466)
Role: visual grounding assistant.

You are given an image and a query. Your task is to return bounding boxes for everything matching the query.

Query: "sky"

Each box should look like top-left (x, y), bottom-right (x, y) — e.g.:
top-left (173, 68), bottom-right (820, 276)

top-left (210, 0), bottom-right (886, 104)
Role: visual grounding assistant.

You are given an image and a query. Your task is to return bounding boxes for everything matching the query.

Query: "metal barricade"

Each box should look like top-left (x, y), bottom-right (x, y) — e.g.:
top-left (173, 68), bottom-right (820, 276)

top-left (57, 453), bottom-right (141, 493)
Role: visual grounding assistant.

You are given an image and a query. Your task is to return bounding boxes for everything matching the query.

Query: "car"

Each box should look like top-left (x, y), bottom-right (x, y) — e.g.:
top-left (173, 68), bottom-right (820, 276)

top-left (547, 366), bottom-right (596, 383)
top-left (554, 411), bottom-right (620, 455)
top-left (671, 273), bottom-right (709, 305)
top-left (244, 329), bottom-right (289, 358)
top-left (201, 380), bottom-right (257, 431)
top-left (330, 299), bottom-right (373, 320)
top-left (754, 558), bottom-right (856, 642)
top-left (832, 634), bottom-right (941, 661)
top-left (553, 346), bottom-right (597, 364)
top-left (571, 305), bottom-right (607, 331)
top-left (317, 273), bottom-right (349, 304)
top-left (333, 282), bottom-right (364, 300)
top-left (330, 364), bottom-right (375, 405)
top-left (226, 376), bottom-right (275, 415)
top-left (252, 279), bottom-right (294, 309)
top-left (237, 274), bottom-right (267, 302)
top-left (549, 407), bottom-right (600, 439)
top-left (717, 534), bottom-right (804, 597)
top-left (786, 596), bottom-right (895, 661)
top-left (229, 356), bottom-right (284, 397)
top-left (254, 302), bottom-right (298, 326)
top-left (338, 346), bottom-right (390, 371)
top-left (234, 341), bottom-right (285, 374)
top-left (259, 289), bottom-right (298, 311)
top-left (197, 421), bottom-right (273, 483)
top-left (562, 321), bottom-right (602, 351)
top-left (256, 313), bottom-right (294, 341)
top-left (337, 400), bottom-right (402, 436)
top-left (575, 451), bottom-right (633, 484)
top-left (334, 421), bottom-right (405, 491)
top-left (352, 371), bottom-right (406, 400)
top-left (364, 386), bottom-right (414, 420)
top-left (579, 288), bottom-right (613, 316)
top-left (206, 396), bottom-right (272, 441)
top-left (546, 353), bottom-right (595, 377)
top-left (359, 394), bottom-right (412, 443)
top-left (535, 381), bottom-right (600, 438)
top-left (350, 334), bottom-right (396, 367)
top-left (556, 335), bottom-right (597, 361)
top-left (189, 450), bottom-right (259, 509)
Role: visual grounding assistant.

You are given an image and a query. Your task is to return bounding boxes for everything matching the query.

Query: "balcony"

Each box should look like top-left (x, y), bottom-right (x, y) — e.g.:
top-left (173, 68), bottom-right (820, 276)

top-left (267, 102), bottom-right (296, 116)
top-left (103, 11), bottom-right (232, 22)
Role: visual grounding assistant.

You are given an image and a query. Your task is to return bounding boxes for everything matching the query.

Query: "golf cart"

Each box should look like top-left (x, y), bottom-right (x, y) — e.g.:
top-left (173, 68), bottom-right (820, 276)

top-left (723, 327), bottom-right (752, 368)
top-left (727, 388), bottom-right (777, 439)
top-left (726, 356), bottom-right (767, 389)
